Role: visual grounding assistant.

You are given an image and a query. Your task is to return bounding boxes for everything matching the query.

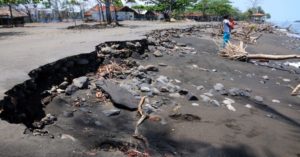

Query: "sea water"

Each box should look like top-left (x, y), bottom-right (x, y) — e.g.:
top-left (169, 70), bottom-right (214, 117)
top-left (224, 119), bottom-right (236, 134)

top-left (272, 21), bottom-right (300, 38)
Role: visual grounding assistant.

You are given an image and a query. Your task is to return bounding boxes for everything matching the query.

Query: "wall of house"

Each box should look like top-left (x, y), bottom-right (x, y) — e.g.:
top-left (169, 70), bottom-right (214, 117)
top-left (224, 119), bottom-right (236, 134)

top-left (91, 11), bottom-right (134, 21)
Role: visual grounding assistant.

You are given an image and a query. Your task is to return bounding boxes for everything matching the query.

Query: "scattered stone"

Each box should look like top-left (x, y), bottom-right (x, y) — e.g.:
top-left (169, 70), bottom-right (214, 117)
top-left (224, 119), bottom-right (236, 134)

top-left (210, 99), bottom-right (220, 107)
top-left (156, 75), bottom-right (169, 84)
top-left (214, 83), bottom-right (224, 91)
top-left (262, 75), bottom-right (269, 80)
top-left (73, 76), bottom-right (88, 89)
top-left (223, 98), bottom-right (236, 112)
top-left (196, 85), bottom-right (204, 90)
top-left (178, 89), bottom-right (189, 95)
top-left (57, 89), bottom-right (65, 93)
top-left (41, 96), bottom-right (53, 105)
top-left (245, 104), bottom-right (252, 109)
top-left (204, 92), bottom-right (214, 97)
top-left (260, 80), bottom-right (266, 84)
top-left (65, 85), bottom-right (78, 95)
top-left (186, 93), bottom-right (198, 101)
top-left (283, 78), bottom-right (291, 82)
top-left (200, 95), bottom-right (211, 102)
top-left (94, 121), bottom-right (102, 127)
top-left (152, 88), bottom-right (160, 95)
top-left (153, 50), bottom-right (163, 57)
top-left (169, 93), bottom-right (181, 98)
top-left (158, 63), bottom-right (168, 66)
top-left (63, 111), bottom-right (74, 118)
top-left (212, 69), bottom-right (217, 72)
top-left (174, 79), bottom-right (181, 83)
top-left (228, 88), bottom-right (240, 96)
top-left (272, 99), bottom-right (280, 103)
top-left (58, 81), bottom-right (69, 89)
top-left (140, 84), bottom-right (151, 92)
top-left (254, 96), bottom-right (264, 103)
top-left (102, 109), bottom-right (121, 117)
top-left (145, 65), bottom-right (159, 72)
top-left (192, 103), bottom-right (199, 106)
top-left (96, 80), bottom-right (139, 110)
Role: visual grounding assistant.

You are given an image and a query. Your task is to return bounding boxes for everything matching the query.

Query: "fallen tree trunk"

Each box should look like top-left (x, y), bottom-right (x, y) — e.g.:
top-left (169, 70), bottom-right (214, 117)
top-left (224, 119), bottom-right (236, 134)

top-left (291, 84), bottom-right (300, 96)
top-left (219, 41), bottom-right (300, 61)
top-left (247, 54), bottom-right (300, 60)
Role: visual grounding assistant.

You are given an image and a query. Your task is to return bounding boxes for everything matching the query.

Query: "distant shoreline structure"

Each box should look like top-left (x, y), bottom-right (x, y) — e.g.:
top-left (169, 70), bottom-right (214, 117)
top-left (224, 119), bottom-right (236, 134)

top-left (295, 20), bottom-right (300, 23)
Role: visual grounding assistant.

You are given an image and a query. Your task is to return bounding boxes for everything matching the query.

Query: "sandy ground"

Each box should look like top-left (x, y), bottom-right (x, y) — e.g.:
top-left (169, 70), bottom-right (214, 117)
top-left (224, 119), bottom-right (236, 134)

top-left (0, 21), bottom-right (300, 157)
top-left (0, 21), bottom-right (200, 99)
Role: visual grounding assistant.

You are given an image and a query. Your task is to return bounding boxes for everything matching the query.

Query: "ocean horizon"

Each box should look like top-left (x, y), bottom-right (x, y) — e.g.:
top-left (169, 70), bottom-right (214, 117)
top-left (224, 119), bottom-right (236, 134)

top-left (272, 20), bottom-right (300, 35)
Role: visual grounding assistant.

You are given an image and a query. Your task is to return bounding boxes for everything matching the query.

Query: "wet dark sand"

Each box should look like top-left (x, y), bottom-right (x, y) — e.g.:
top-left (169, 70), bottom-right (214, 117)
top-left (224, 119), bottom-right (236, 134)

top-left (41, 32), bottom-right (300, 157)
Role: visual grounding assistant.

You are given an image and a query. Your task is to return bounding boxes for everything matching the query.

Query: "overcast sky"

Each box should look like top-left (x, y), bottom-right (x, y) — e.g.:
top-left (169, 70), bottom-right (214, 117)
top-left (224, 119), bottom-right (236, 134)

top-left (230, 0), bottom-right (299, 22)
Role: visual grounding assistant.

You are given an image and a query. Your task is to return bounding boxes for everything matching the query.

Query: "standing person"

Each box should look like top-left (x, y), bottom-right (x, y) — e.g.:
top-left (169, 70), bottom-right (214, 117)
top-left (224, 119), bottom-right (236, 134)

top-left (223, 15), bottom-right (231, 47)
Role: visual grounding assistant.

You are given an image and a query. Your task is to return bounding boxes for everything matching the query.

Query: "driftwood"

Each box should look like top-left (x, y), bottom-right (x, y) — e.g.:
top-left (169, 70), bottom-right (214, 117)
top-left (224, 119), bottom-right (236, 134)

top-left (219, 41), bottom-right (300, 61)
top-left (291, 84), bottom-right (300, 96)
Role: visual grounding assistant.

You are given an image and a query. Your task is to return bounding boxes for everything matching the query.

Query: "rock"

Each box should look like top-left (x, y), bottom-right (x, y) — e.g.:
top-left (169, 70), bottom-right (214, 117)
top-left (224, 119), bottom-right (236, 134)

top-left (174, 79), bottom-right (181, 83)
top-left (212, 69), bottom-right (217, 72)
top-left (272, 99), bottom-right (280, 103)
top-left (96, 80), bottom-right (139, 110)
top-left (148, 45), bottom-right (156, 52)
top-left (283, 78), bottom-right (291, 82)
top-left (186, 93), bottom-right (198, 101)
top-left (159, 86), bottom-right (170, 92)
top-left (204, 92), bottom-right (214, 97)
top-left (41, 96), bottom-right (52, 105)
top-left (63, 111), bottom-right (74, 118)
top-left (223, 98), bottom-right (236, 112)
top-left (153, 50), bottom-right (163, 57)
top-left (140, 86), bottom-right (151, 92)
top-left (254, 96), bottom-right (264, 103)
top-left (262, 75), bottom-right (269, 80)
top-left (65, 85), bottom-right (78, 95)
top-left (169, 93), bottom-right (181, 98)
top-left (179, 89), bottom-right (189, 95)
top-left (228, 88), bottom-right (240, 96)
top-left (152, 88), bottom-right (160, 95)
top-left (145, 65), bottom-right (159, 72)
top-left (59, 81), bottom-right (69, 89)
top-left (94, 121), bottom-right (102, 127)
top-left (158, 63), bottom-right (168, 66)
top-left (101, 47), bottom-right (113, 54)
top-left (102, 109), bottom-right (121, 117)
top-left (177, 43), bottom-right (187, 47)
top-left (192, 103), bottom-right (199, 106)
top-left (57, 89), bottom-right (65, 93)
top-left (245, 104), bottom-right (252, 109)
top-left (214, 83), bottom-right (224, 91)
top-left (196, 85), bottom-right (204, 90)
top-left (200, 95), bottom-right (211, 102)
top-left (156, 75), bottom-right (169, 84)
top-left (210, 100), bottom-right (220, 107)
top-left (73, 76), bottom-right (88, 89)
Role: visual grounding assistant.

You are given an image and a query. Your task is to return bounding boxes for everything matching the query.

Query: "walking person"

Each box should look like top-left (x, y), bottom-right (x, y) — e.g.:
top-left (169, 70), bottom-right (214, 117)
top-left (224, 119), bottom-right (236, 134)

top-left (223, 15), bottom-right (231, 47)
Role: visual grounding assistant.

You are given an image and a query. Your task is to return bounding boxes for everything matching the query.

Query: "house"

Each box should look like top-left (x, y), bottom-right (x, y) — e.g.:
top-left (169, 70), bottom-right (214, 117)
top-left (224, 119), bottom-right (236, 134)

top-left (183, 12), bottom-right (203, 21)
top-left (145, 11), bottom-right (164, 20)
top-left (84, 5), bottom-right (137, 21)
top-left (251, 13), bottom-right (265, 23)
top-left (0, 6), bottom-right (28, 27)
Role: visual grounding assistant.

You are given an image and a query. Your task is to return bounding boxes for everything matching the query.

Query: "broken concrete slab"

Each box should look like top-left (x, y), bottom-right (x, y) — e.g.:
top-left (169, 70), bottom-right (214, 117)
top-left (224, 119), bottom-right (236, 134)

top-left (96, 80), bottom-right (139, 110)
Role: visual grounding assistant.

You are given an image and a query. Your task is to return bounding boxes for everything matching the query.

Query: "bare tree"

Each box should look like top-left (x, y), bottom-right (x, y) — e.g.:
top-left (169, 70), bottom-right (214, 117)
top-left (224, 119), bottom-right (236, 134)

top-left (248, 0), bottom-right (262, 12)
